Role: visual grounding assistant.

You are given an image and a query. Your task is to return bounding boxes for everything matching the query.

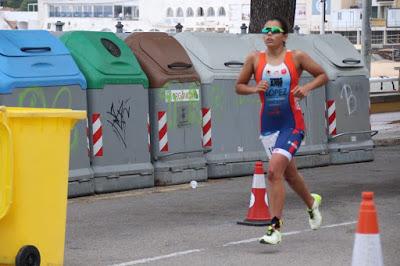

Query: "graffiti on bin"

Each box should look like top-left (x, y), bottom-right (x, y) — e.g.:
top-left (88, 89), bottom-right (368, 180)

top-left (160, 82), bottom-right (260, 128)
top-left (207, 84), bottom-right (259, 120)
top-left (17, 86), bottom-right (81, 152)
top-left (106, 98), bottom-right (131, 148)
top-left (341, 84), bottom-right (357, 116)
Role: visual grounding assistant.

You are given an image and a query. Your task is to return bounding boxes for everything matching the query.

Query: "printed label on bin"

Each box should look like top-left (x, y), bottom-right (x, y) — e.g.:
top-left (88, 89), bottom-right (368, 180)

top-left (165, 89), bottom-right (200, 103)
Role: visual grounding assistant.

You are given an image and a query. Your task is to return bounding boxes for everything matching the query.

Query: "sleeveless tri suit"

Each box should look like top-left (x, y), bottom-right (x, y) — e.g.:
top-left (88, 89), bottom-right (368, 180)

top-left (255, 50), bottom-right (305, 161)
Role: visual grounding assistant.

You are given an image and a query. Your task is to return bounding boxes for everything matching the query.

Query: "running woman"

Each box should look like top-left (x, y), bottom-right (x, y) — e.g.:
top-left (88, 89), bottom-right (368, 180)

top-left (235, 17), bottom-right (329, 245)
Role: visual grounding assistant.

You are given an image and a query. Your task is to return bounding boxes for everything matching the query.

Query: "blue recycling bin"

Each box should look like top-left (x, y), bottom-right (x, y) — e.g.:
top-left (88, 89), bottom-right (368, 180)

top-left (0, 30), bottom-right (92, 197)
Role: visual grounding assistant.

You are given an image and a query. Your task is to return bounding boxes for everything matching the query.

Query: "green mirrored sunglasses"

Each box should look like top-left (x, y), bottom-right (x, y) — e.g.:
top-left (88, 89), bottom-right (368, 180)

top-left (261, 26), bottom-right (285, 34)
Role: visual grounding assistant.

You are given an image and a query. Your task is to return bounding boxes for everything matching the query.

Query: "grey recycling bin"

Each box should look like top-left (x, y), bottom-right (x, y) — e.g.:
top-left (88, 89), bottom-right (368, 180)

top-left (310, 34), bottom-right (374, 164)
top-left (61, 31), bottom-right (154, 193)
top-left (125, 32), bottom-right (207, 185)
top-left (0, 30), bottom-right (93, 198)
top-left (174, 32), bottom-right (266, 178)
top-left (241, 33), bottom-right (330, 168)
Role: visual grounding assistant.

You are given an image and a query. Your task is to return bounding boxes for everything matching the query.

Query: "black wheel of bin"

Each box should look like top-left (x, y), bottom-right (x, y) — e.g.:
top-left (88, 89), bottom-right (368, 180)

top-left (15, 245), bottom-right (41, 266)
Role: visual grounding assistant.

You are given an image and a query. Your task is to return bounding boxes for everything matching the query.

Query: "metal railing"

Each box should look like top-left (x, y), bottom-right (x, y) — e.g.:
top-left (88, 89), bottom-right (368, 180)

top-left (369, 76), bottom-right (399, 95)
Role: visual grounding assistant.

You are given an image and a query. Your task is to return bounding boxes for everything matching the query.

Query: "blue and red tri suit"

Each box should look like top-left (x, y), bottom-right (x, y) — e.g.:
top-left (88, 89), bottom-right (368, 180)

top-left (255, 50), bottom-right (305, 160)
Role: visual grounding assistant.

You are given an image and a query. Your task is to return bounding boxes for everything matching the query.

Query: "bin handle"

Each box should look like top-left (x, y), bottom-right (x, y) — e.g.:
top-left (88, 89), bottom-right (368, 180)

top-left (342, 58), bottom-right (361, 65)
top-left (224, 61), bottom-right (244, 67)
top-left (20, 47), bottom-right (51, 53)
top-left (330, 130), bottom-right (378, 140)
top-left (167, 62), bottom-right (192, 69)
top-left (0, 106), bottom-right (13, 220)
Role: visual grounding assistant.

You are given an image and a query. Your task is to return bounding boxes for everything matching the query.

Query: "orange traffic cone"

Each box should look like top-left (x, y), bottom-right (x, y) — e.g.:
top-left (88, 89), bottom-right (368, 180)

top-left (237, 161), bottom-right (271, 226)
top-left (351, 192), bottom-right (383, 266)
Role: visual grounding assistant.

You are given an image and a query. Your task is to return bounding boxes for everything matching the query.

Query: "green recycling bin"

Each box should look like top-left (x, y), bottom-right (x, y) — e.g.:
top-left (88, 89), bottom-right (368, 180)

top-left (61, 31), bottom-right (154, 193)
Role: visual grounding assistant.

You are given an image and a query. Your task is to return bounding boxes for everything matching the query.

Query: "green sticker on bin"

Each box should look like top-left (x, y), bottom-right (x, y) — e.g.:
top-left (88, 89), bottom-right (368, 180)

top-left (165, 89), bottom-right (200, 103)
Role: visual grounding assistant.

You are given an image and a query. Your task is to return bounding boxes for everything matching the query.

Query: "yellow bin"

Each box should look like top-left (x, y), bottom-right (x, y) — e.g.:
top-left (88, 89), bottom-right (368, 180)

top-left (0, 106), bottom-right (86, 266)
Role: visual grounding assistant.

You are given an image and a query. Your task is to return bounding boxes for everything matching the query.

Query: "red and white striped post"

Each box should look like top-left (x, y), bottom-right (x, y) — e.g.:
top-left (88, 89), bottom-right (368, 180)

top-left (327, 100), bottom-right (337, 136)
top-left (158, 111), bottom-right (168, 152)
top-left (92, 113), bottom-right (103, 157)
top-left (202, 108), bottom-right (212, 147)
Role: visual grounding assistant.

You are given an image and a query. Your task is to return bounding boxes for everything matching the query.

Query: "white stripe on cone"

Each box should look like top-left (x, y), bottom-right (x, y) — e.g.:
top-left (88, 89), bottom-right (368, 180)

top-left (252, 174), bottom-right (266, 189)
top-left (249, 193), bottom-right (255, 208)
top-left (352, 234), bottom-right (383, 266)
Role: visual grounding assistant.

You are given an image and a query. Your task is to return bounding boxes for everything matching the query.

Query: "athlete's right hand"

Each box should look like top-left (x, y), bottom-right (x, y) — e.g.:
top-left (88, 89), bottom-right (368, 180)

top-left (253, 80), bottom-right (268, 93)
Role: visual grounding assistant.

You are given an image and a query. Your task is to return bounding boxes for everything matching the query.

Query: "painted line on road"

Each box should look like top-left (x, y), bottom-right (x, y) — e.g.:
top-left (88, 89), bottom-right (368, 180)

top-left (223, 221), bottom-right (357, 247)
top-left (110, 249), bottom-right (205, 266)
top-left (111, 221), bottom-right (357, 265)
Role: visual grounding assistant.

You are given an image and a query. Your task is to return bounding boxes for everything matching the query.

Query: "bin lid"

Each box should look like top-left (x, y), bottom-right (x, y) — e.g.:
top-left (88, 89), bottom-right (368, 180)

top-left (0, 30), bottom-right (69, 57)
top-left (0, 106), bottom-right (86, 120)
top-left (60, 31), bottom-right (148, 89)
top-left (313, 34), bottom-right (364, 68)
top-left (175, 32), bottom-right (252, 72)
top-left (125, 32), bottom-right (199, 88)
top-left (0, 30), bottom-right (87, 93)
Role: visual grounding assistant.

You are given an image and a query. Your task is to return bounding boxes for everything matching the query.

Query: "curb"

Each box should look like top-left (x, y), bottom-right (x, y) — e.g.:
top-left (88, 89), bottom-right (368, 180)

top-left (373, 138), bottom-right (400, 146)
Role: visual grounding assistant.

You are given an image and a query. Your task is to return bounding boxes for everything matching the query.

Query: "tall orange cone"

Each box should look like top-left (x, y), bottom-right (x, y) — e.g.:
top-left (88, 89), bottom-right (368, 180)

top-left (351, 192), bottom-right (383, 266)
top-left (237, 161), bottom-right (271, 226)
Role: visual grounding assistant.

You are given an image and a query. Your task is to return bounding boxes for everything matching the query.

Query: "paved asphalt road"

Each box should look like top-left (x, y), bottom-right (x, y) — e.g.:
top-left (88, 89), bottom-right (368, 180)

top-left (65, 145), bottom-right (400, 266)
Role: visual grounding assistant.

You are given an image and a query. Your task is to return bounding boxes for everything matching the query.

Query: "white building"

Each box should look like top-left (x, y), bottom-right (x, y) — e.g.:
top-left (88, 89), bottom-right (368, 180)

top-left (0, 0), bottom-right (398, 46)
top-left (35, 0), bottom-right (250, 33)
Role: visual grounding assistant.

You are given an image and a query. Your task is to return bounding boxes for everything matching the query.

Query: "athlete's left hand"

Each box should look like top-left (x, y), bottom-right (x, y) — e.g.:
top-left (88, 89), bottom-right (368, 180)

top-left (292, 85), bottom-right (310, 99)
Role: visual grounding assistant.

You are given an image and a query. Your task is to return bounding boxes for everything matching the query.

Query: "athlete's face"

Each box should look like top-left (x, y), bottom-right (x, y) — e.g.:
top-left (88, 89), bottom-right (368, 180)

top-left (262, 20), bottom-right (288, 49)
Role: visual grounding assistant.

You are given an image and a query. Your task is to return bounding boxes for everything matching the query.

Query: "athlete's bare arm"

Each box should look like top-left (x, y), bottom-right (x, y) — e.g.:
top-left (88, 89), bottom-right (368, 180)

top-left (235, 52), bottom-right (268, 95)
top-left (292, 50), bottom-right (328, 99)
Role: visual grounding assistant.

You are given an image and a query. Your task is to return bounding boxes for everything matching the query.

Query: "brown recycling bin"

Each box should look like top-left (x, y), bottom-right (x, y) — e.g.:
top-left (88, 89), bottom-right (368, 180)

top-left (125, 32), bottom-right (207, 185)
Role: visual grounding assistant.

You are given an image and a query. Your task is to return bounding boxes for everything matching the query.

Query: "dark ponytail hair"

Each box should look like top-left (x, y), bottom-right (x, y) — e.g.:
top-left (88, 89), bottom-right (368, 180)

top-left (267, 16), bottom-right (291, 34)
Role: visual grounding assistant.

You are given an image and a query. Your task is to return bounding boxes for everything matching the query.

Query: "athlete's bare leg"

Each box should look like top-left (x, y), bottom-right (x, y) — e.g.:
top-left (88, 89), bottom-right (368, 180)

top-left (284, 158), bottom-right (314, 209)
top-left (267, 153), bottom-right (291, 219)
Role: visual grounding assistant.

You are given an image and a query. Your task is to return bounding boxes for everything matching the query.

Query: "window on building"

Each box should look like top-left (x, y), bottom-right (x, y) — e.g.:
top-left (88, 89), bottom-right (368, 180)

top-left (94, 5), bottom-right (103, 17)
top-left (114, 5), bottom-right (123, 18)
top-left (218, 7), bottom-right (226, 16)
top-left (60, 5), bottom-right (72, 17)
top-left (132, 6), bottom-right (139, 19)
top-left (28, 3), bottom-right (38, 12)
top-left (186, 7), bottom-right (194, 17)
top-left (197, 7), bottom-right (204, 16)
top-left (338, 12), bottom-right (342, 20)
top-left (371, 7), bottom-right (378, 18)
top-left (176, 7), bottom-right (184, 17)
top-left (124, 6), bottom-right (132, 19)
top-left (387, 31), bottom-right (400, 44)
top-left (83, 5), bottom-right (92, 17)
top-left (207, 7), bottom-right (215, 17)
top-left (167, 7), bottom-right (174, 17)
top-left (73, 6), bottom-right (82, 17)
top-left (104, 6), bottom-right (113, 17)
top-left (54, 5), bottom-right (61, 17)
top-left (372, 31), bottom-right (384, 44)
top-left (49, 5), bottom-right (55, 17)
